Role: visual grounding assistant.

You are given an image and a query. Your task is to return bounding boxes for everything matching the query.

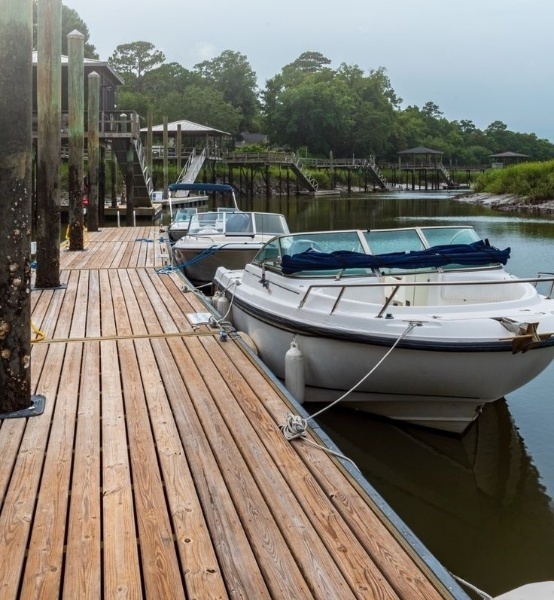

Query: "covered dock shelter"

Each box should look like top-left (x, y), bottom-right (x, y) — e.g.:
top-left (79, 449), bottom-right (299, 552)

top-left (141, 119), bottom-right (232, 160)
top-left (396, 146), bottom-right (455, 189)
top-left (489, 151), bottom-right (530, 167)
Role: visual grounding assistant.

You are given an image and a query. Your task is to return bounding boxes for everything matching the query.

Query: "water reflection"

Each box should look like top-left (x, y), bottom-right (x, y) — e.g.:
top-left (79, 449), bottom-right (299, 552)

top-left (309, 401), bottom-right (554, 597)
top-left (247, 190), bottom-right (554, 237)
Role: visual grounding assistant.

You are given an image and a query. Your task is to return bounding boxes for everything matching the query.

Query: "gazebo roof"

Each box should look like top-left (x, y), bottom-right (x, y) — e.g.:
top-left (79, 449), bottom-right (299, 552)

top-left (141, 119), bottom-right (230, 137)
top-left (398, 146), bottom-right (444, 155)
top-left (489, 151), bottom-right (529, 158)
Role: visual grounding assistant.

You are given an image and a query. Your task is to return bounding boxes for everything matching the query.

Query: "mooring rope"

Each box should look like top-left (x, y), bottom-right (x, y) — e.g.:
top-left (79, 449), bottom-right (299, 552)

top-left (280, 413), bottom-right (361, 470)
top-left (211, 279), bottom-right (239, 324)
top-left (156, 241), bottom-right (248, 275)
top-left (280, 321), bottom-right (419, 468)
top-left (449, 573), bottom-right (492, 599)
top-left (310, 321), bottom-right (418, 421)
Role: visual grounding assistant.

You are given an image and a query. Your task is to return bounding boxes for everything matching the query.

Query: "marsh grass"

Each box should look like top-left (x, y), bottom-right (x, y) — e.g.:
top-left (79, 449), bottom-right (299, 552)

top-left (473, 160), bottom-right (554, 201)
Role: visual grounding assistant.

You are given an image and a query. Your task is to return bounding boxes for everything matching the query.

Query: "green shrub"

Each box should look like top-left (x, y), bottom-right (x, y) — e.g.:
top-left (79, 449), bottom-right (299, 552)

top-left (473, 160), bottom-right (554, 201)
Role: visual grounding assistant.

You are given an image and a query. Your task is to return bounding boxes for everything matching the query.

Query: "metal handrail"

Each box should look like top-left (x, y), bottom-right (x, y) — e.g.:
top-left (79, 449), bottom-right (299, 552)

top-left (296, 275), bottom-right (554, 313)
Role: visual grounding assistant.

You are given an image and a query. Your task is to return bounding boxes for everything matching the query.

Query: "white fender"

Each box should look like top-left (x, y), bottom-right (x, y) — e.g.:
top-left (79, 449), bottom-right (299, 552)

top-left (213, 292), bottom-right (230, 317)
top-left (285, 338), bottom-right (305, 403)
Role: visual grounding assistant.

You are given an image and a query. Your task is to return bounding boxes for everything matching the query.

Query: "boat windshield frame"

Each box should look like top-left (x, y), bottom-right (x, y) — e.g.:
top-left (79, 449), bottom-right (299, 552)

top-left (252, 226), bottom-right (506, 277)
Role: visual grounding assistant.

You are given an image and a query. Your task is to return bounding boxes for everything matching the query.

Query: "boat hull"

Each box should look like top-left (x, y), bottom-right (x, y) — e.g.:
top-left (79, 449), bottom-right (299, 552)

top-left (225, 291), bottom-right (554, 434)
top-left (173, 245), bottom-right (263, 284)
top-left (167, 225), bottom-right (189, 243)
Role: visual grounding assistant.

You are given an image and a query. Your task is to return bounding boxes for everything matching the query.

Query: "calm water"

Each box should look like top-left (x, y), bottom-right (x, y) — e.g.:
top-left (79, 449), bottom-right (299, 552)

top-left (223, 190), bottom-right (554, 598)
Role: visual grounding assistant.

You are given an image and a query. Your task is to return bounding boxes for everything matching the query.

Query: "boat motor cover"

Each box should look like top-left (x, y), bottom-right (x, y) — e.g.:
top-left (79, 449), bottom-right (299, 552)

top-left (281, 239), bottom-right (511, 274)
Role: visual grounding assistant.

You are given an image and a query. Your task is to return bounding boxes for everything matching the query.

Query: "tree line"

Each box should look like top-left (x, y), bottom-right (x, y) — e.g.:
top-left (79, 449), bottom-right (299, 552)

top-left (47, 4), bottom-right (554, 165)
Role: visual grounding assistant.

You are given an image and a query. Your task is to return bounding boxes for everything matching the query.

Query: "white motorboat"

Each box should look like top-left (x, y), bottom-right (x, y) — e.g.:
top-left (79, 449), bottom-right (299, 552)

top-left (169, 182), bottom-right (289, 285)
top-left (167, 206), bottom-right (198, 242)
top-left (213, 226), bottom-right (554, 434)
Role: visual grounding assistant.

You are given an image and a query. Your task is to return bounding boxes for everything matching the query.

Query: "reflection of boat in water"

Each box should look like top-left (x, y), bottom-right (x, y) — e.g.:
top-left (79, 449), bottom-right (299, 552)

top-left (309, 400), bottom-right (554, 597)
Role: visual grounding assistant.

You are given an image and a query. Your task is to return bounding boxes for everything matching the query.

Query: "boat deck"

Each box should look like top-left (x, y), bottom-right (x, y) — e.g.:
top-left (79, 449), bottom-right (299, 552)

top-left (0, 226), bottom-right (467, 599)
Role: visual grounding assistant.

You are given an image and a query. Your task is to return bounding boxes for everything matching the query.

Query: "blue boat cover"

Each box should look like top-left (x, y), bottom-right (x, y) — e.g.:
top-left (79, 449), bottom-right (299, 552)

top-left (168, 182), bottom-right (235, 193)
top-left (281, 239), bottom-right (511, 274)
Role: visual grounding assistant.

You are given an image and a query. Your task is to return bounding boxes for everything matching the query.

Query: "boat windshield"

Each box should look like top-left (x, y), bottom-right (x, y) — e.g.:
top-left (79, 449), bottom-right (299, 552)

top-left (187, 211), bottom-right (289, 237)
top-left (253, 213), bottom-right (290, 235)
top-left (420, 226), bottom-right (480, 247)
top-left (172, 207), bottom-right (197, 223)
top-left (363, 226), bottom-right (480, 255)
top-left (253, 231), bottom-right (366, 273)
top-left (187, 212), bottom-right (226, 235)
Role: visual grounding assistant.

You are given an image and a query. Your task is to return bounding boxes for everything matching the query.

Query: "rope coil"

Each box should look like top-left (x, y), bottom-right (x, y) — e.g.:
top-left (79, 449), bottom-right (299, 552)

top-left (280, 414), bottom-right (308, 440)
top-left (279, 321), bottom-right (420, 470)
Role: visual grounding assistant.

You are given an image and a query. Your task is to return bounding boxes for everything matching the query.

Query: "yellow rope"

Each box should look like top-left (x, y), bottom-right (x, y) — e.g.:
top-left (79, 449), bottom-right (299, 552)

top-left (31, 328), bottom-right (219, 344)
top-left (60, 223), bottom-right (70, 249)
top-left (60, 222), bottom-right (89, 249)
top-left (31, 321), bottom-right (46, 343)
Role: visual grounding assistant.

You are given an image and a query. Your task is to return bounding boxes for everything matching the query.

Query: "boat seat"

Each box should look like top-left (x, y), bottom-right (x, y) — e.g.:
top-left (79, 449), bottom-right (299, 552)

top-left (226, 213), bottom-right (252, 233)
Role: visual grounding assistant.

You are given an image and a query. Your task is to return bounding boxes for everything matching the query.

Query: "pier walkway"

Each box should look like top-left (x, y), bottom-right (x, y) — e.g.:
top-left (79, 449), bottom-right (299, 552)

top-left (0, 226), bottom-right (468, 599)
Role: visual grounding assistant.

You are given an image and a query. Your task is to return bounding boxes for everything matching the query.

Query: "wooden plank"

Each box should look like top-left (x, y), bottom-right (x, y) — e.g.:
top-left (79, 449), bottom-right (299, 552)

top-left (62, 271), bottom-right (102, 599)
top-left (119, 269), bottom-right (229, 596)
top-left (20, 340), bottom-right (81, 599)
top-left (85, 242), bottom-right (113, 269)
top-left (0, 270), bottom-right (79, 598)
top-left (0, 343), bottom-right (63, 599)
top-left (160, 337), bottom-right (273, 599)
top-left (19, 267), bottom-right (95, 600)
top-left (192, 336), bottom-right (389, 599)
top-left (130, 270), bottom-right (189, 333)
top-left (129, 237), bottom-right (146, 268)
top-left (111, 270), bottom-right (185, 598)
top-left (153, 269), bottom-right (213, 325)
top-left (218, 339), bottom-right (449, 599)
top-left (138, 335), bottom-right (230, 598)
top-left (98, 269), bottom-right (143, 598)
top-left (59, 246), bottom-right (84, 270)
top-left (118, 240), bottom-right (136, 268)
top-left (107, 241), bottom-right (128, 269)
top-left (167, 336), bottom-right (328, 599)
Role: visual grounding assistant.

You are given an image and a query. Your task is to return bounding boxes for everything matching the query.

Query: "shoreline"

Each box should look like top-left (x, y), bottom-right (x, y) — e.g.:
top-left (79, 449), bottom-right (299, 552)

top-left (455, 192), bottom-right (554, 214)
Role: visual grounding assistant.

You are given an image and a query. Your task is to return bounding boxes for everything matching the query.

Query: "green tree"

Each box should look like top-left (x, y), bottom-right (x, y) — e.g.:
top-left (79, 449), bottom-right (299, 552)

top-left (421, 101), bottom-right (443, 119)
top-left (285, 51), bottom-right (332, 74)
top-left (33, 2), bottom-right (98, 58)
top-left (337, 66), bottom-right (401, 158)
top-left (194, 50), bottom-right (259, 132)
top-left (266, 74), bottom-right (357, 155)
top-left (179, 85), bottom-right (242, 135)
top-left (262, 51), bottom-right (333, 123)
top-left (142, 62), bottom-right (195, 98)
top-left (109, 41), bottom-right (165, 92)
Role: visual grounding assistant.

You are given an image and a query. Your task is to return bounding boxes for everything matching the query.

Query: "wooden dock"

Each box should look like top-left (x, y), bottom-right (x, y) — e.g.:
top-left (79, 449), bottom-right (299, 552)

top-left (0, 226), bottom-right (469, 599)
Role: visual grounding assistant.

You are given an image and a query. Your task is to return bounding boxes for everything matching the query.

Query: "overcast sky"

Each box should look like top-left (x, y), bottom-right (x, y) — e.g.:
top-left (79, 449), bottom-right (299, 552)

top-left (65, 0), bottom-right (554, 142)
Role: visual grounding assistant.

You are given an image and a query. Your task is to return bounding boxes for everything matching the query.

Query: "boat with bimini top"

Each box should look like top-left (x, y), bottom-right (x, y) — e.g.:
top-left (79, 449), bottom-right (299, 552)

top-left (167, 206), bottom-right (198, 242)
top-left (213, 225), bottom-right (554, 434)
top-left (169, 182), bottom-right (290, 286)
